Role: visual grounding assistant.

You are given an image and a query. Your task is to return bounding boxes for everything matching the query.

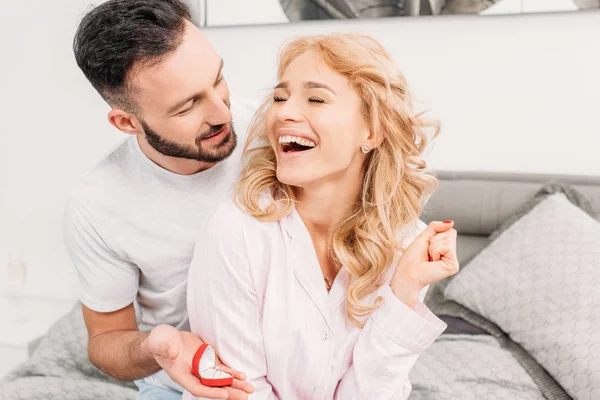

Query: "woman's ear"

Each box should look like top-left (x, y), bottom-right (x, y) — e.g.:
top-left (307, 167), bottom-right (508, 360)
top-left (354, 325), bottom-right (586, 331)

top-left (362, 129), bottom-right (383, 152)
top-left (108, 109), bottom-right (144, 135)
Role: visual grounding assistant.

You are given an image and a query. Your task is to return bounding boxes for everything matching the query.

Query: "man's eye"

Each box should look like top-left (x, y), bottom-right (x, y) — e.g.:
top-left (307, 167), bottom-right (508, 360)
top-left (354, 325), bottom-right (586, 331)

top-left (178, 103), bottom-right (194, 115)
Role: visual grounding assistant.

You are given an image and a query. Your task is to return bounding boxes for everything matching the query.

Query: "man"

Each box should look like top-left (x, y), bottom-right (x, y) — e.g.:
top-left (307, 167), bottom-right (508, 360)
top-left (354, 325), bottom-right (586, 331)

top-left (65, 0), bottom-right (256, 398)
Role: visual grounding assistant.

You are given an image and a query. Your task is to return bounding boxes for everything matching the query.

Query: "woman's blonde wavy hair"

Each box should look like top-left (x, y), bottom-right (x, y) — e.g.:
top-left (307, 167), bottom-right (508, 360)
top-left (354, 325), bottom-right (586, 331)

top-left (235, 33), bottom-right (439, 326)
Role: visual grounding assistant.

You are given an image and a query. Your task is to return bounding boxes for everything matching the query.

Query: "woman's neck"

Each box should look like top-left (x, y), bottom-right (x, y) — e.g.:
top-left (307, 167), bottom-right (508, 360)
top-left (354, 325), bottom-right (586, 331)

top-left (295, 172), bottom-right (363, 240)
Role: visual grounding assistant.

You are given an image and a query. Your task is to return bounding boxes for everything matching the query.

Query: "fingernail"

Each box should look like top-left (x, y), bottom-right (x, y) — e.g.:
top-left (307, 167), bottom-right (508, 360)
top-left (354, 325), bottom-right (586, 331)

top-left (444, 220), bottom-right (453, 224)
top-left (429, 256), bottom-right (433, 262)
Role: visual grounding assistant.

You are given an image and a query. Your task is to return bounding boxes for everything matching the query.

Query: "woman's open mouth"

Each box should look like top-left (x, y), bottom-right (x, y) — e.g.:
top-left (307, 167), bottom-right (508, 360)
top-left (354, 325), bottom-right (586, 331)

top-left (279, 135), bottom-right (316, 154)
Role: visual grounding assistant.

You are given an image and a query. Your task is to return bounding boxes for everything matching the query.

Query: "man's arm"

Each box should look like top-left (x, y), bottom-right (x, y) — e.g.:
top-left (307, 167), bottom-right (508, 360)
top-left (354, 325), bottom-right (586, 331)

top-left (64, 197), bottom-right (156, 379)
top-left (64, 197), bottom-right (253, 398)
top-left (82, 302), bottom-right (159, 380)
top-left (83, 303), bottom-right (254, 400)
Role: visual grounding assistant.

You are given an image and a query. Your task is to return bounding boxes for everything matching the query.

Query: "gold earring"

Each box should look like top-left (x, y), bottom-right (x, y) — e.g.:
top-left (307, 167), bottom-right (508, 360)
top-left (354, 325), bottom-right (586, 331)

top-left (361, 144), bottom-right (371, 154)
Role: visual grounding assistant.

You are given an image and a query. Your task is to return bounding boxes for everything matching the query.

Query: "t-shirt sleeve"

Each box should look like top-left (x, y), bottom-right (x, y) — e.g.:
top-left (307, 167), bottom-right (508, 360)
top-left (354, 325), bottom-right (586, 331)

top-left (63, 196), bottom-right (139, 312)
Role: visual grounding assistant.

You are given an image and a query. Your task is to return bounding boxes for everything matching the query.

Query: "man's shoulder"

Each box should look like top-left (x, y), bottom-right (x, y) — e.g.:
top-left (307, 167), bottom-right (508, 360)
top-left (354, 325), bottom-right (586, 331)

top-left (66, 137), bottom-right (134, 209)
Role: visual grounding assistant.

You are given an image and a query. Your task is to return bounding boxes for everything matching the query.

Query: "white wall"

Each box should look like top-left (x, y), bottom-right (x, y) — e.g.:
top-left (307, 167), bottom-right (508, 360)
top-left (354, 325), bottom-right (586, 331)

top-left (0, 0), bottom-right (125, 299)
top-left (1, 1), bottom-right (599, 300)
top-left (205, 11), bottom-right (600, 177)
top-left (205, 0), bottom-right (288, 26)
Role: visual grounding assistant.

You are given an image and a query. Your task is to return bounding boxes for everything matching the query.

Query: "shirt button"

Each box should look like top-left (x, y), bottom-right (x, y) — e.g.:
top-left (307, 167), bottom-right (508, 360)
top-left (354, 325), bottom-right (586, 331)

top-left (323, 332), bottom-right (330, 341)
top-left (312, 387), bottom-right (317, 393)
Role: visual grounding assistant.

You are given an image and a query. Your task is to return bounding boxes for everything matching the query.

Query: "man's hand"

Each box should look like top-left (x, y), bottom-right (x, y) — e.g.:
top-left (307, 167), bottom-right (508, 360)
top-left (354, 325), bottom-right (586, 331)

top-left (147, 325), bottom-right (254, 400)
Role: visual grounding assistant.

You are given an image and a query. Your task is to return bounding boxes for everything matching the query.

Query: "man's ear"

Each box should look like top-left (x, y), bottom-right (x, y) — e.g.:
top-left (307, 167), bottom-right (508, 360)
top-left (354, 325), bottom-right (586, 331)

top-left (108, 109), bottom-right (144, 135)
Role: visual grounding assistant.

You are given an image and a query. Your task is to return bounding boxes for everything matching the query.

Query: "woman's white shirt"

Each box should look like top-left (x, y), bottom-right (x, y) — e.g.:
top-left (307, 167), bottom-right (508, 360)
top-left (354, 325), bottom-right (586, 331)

top-left (184, 200), bottom-right (446, 400)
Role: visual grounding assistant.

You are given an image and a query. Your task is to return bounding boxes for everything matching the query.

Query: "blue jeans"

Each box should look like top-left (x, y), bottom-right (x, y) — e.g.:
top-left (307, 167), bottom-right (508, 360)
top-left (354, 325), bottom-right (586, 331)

top-left (135, 378), bottom-right (182, 400)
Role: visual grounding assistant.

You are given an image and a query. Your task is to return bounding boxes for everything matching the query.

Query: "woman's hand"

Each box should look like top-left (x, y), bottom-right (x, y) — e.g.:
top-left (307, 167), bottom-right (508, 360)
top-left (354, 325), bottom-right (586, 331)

top-left (390, 220), bottom-right (459, 308)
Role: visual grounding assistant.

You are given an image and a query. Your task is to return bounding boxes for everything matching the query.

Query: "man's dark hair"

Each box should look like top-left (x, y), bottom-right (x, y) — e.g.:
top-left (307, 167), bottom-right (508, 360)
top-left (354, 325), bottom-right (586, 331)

top-left (73, 0), bottom-right (191, 111)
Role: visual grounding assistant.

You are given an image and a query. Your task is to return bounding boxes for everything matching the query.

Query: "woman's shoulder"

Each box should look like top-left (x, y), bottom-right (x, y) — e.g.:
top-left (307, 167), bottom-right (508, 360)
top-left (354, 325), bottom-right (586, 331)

top-left (204, 199), bottom-right (266, 233)
top-left (200, 198), bottom-right (282, 244)
top-left (191, 198), bottom-right (282, 289)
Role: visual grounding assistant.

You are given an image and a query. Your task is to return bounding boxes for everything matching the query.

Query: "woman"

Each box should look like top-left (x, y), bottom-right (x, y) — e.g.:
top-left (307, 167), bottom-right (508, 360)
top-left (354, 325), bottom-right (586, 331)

top-left (185, 33), bottom-right (458, 399)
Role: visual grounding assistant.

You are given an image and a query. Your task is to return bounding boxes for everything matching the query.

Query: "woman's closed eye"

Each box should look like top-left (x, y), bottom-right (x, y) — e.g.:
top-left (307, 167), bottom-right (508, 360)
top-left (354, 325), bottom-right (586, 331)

top-left (272, 96), bottom-right (325, 104)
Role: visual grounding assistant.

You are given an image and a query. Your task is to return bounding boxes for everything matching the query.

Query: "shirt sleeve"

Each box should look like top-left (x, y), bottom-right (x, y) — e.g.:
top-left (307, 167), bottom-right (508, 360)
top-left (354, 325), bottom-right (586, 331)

top-left (334, 286), bottom-right (446, 399)
top-left (185, 205), bottom-right (278, 400)
top-left (63, 196), bottom-right (139, 312)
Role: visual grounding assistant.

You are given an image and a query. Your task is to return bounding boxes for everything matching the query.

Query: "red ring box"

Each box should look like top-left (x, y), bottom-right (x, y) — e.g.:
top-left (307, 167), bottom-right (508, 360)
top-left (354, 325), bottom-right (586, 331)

top-left (191, 344), bottom-right (234, 387)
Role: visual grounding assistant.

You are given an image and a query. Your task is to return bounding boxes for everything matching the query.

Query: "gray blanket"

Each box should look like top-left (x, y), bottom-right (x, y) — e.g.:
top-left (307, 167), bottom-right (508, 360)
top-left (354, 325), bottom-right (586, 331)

top-left (409, 334), bottom-right (545, 399)
top-left (0, 304), bottom-right (136, 400)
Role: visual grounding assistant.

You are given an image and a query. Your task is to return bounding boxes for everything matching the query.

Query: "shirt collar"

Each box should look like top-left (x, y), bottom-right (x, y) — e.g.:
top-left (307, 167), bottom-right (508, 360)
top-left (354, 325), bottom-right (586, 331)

top-left (280, 206), bottom-right (298, 238)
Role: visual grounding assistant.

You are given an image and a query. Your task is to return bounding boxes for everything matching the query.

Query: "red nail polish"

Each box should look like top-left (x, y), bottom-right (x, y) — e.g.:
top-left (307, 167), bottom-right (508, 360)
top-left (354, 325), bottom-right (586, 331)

top-left (444, 220), bottom-right (453, 224)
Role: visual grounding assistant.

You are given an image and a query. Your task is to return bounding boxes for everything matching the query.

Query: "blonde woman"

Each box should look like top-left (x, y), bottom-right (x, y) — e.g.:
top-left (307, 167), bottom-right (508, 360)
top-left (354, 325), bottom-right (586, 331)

top-left (185, 34), bottom-right (458, 399)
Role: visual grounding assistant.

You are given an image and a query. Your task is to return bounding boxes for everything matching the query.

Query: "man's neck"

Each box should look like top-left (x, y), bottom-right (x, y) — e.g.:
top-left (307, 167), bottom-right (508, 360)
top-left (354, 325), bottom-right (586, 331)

top-left (136, 135), bottom-right (216, 175)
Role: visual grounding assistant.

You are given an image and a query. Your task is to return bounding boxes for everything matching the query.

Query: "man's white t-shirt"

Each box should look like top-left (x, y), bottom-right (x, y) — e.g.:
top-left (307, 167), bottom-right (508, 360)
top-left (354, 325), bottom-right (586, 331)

top-left (63, 98), bottom-right (256, 334)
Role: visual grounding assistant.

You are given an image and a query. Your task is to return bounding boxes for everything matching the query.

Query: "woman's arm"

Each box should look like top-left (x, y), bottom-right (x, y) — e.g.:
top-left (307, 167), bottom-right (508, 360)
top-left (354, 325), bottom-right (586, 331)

top-left (186, 204), bottom-right (279, 400)
top-left (335, 220), bottom-right (456, 399)
top-left (334, 285), bottom-right (446, 399)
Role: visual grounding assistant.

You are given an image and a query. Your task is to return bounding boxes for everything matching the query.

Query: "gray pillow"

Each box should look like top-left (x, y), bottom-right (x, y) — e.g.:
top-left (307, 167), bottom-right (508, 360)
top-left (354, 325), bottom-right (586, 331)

top-left (444, 192), bottom-right (600, 400)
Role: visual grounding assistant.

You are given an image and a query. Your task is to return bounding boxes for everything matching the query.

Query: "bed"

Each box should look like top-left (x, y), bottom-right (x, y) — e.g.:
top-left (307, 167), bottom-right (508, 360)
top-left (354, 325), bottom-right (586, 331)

top-left (1, 170), bottom-right (598, 399)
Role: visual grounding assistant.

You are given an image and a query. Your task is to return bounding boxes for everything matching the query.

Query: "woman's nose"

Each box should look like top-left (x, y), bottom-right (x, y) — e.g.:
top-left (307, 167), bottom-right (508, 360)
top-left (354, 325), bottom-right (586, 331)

top-left (276, 98), bottom-right (302, 122)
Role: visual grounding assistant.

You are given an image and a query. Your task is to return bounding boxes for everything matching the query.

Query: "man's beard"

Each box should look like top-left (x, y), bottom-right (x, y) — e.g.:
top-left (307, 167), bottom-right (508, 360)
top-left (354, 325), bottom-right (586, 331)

top-left (141, 120), bottom-right (237, 164)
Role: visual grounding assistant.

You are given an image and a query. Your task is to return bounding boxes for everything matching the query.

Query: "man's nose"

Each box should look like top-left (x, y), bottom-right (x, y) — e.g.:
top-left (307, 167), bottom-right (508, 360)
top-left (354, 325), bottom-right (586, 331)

top-left (204, 91), bottom-right (232, 126)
